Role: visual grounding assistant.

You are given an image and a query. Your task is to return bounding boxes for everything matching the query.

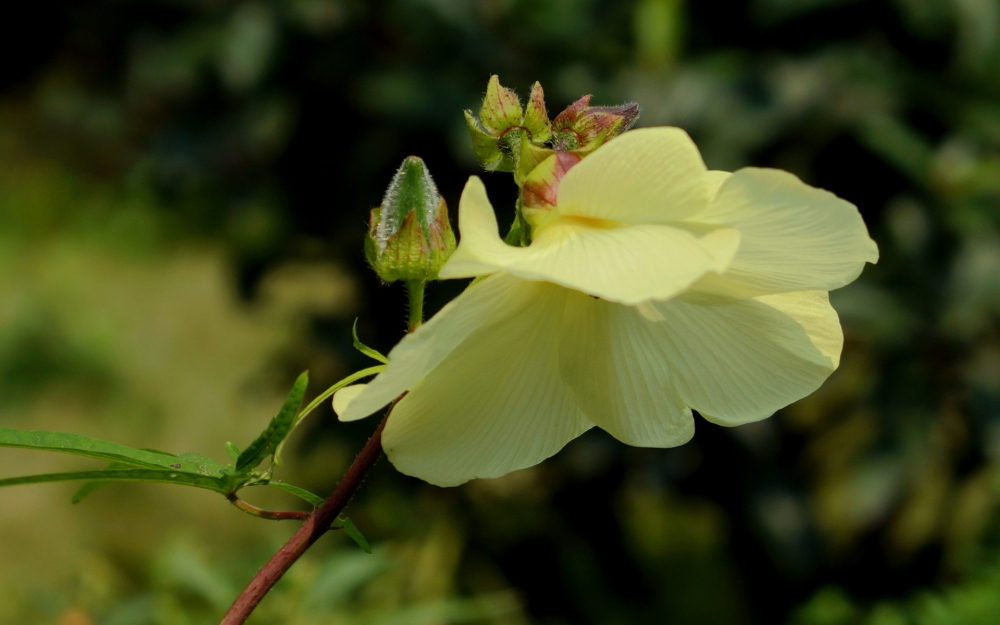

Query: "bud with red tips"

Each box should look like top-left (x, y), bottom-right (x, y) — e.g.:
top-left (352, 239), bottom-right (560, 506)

top-left (551, 95), bottom-right (640, 152)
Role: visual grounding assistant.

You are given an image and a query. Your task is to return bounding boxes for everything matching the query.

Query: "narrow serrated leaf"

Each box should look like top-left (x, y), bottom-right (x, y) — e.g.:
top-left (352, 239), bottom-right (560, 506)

top-left (0, 428), bottom-right (224, 476)
top-left (0, 469), bottom-right (232, 493)
top-left (352, 319), bottom-right (388, 363)
top-left (236, 372), bottom-right (309, 473)
top-left (333, 517), bottom-right (372, 553)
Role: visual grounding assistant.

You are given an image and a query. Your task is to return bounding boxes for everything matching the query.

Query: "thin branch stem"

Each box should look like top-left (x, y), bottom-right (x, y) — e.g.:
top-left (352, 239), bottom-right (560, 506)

top-left (227, 495), bottom-right (310, 522)
top-left (221, 410), bottom-right (390, 624)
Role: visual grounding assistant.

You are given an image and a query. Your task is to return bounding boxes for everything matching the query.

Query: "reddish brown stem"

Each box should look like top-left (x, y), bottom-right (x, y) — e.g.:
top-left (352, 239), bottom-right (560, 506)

top-left (221, 412), bottom-right (389, 624)
top-left (227, 495), bottom-right (311, 522)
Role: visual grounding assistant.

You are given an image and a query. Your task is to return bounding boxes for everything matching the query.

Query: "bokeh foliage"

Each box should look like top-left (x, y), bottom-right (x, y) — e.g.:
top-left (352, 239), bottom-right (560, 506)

top-left (1, 0), bottom-right (1000, 623)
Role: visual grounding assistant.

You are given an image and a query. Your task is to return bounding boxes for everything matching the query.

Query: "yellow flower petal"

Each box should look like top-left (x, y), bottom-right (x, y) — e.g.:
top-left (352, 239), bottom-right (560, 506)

top-left (704, 170), bottom-right (731, 198)
top-left (339, 273), bottom-right (529, 422)
top-left (557, 127), bottom-right (711, 223)
top-left (332, 384), bottom-right (367, 417)
top-left (689, 167), bottom-right (879, 298)
top-left (560, 292), bottom-right (694, 447)
top-left (647, 289), bottom-right (843, 426)
top-left (382, 279), bottom-right (591, 486)
top-left (440, 177), bottom-right (740, 304)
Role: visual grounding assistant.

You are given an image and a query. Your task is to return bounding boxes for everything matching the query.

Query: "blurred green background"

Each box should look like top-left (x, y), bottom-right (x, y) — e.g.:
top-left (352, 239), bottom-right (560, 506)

top-left (2, 0), bottom-right (1000, 623)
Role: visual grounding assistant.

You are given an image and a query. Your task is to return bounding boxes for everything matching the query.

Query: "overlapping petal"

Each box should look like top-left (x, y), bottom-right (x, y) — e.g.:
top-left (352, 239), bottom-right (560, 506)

top-left (380, 277), bottom-right (592, 486)
top-left (557, 127), bottom-right (711, 223)
top-left (641, 289), bottom-right (843, 426)
top-left (559, 292), bottom-right (694, 447)
top-left (340, 272), bottom-right (530, 422)
top-left (440, 177), bottom-right (740, 305)
top-left (689, 168), bottom-right (880, 298)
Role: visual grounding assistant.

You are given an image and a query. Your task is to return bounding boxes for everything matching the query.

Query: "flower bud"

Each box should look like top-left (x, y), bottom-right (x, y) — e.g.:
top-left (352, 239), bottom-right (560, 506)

top-left (365, 156), bottom-right (456, 283)
top-left (465, 77), bottom-right (554, 173)
top-left (551, 95), bottom-right (640, 152)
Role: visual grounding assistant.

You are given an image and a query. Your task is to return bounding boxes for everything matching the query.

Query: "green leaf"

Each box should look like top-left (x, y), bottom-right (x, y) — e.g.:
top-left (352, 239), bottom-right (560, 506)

top-left (273, 364), bottom-right (385, 465)
top-left (0, 427), bottom-right (227, 476)
top-left (333, 517), bottom-right (372, 554)
top-left (0, 468), bottom-right (232, 493)
top-left (72, 462), bottom-right (130, 503)
top-left (236, 372), bottom-right (309, 473)
top-left (264, 480), bottom-right (324, 507)
top-left (225, 442), bottom-right (242, 462)
top-left (177, 452), bottom-right (228, 476)
top-left (71, 480), bottom-right (109, 504)
top-left (352, 319), bottom-right (388, 363)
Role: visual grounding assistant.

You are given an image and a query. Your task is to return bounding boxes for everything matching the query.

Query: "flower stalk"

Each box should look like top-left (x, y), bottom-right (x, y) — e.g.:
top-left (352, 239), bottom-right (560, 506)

top-left (221, 410), bottom-right (392, 625)
top-left (406, 280), bottom-right (425, 332)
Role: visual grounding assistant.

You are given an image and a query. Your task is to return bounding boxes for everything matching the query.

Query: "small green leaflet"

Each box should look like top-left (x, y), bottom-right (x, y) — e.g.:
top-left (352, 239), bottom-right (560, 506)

top-left (225, 442), bottom-right (242, 462)
top-left (273, 364), bottom-right (385, 465)
top-left (352, 319), bottom-right (388, 363)
top-left (236, 372), bottom-right (309, 473)
top-left (265, 480), bottom-right (324, 506)
top-left (333, 517), bottom-right (372, 554)
top-left (72, 461), bottom-right (129, 503)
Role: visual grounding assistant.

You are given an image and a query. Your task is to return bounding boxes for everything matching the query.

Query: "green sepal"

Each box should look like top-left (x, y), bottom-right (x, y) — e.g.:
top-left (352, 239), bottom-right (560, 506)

top-left (352, 319), bottom-right (388, 363)
top-left (236, 372), bottom-right (309, 473)
top-left (479, 75), bottom-right (522, 135)
top-left (504, 198), bottom-right (531, 247)
top-left (523, 81), bottom-right (551, 145)
top-left (464, 110), bottom-right (504, 170)
top-left (515, 139), bottom-right (554, 187)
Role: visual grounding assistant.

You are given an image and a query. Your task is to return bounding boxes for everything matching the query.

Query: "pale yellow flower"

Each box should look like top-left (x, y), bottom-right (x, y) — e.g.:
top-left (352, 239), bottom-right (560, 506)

top-left (338, 128), bottom-right (879, 486)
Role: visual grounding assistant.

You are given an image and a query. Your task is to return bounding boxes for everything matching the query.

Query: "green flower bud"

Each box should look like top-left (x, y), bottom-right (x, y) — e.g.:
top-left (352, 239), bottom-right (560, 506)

top-left (465, 77), bottom-right (554, 173)
top-left (551, 95), bottom-right (640, 152)
top-left (366, 157), bottom-right (456, 283)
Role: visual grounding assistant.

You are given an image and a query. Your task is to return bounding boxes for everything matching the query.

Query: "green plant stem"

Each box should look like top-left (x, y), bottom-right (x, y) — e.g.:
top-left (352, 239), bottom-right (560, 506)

top-left (221, 408), bottom-right (392, 625)
top-left (406, 280), bottom-right (425, 332)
